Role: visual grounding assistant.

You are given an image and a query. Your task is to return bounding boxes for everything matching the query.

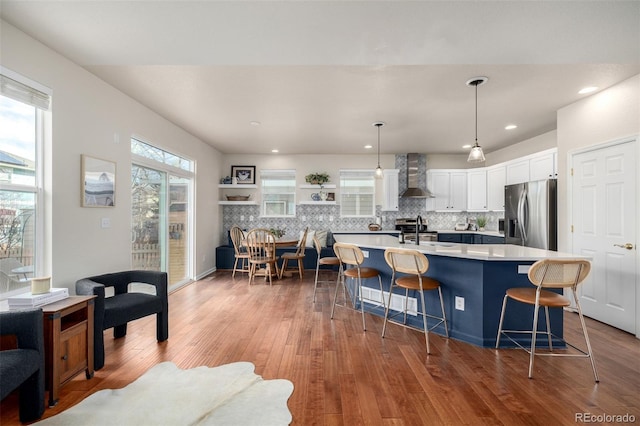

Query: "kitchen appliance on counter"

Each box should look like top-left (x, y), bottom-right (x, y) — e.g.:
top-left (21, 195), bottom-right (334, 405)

top-left (504, 179), bottom-right (557, 250)
top-left (395, 217), bottom-right (437, 242)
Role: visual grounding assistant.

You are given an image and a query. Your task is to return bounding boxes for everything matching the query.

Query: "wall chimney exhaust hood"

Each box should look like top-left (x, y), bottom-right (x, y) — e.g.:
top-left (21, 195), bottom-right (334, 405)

top-left (400, 153), bottom-right (434, 198)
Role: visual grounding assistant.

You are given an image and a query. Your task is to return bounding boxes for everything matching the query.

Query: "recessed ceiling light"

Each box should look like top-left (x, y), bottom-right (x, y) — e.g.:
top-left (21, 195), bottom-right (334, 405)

top-left (271, 149), bottom-right (279, 153)
top-left (250, 121), bottom-right (261, 126)
top-left (364, 145), bottom-right (373, 149)
top-left (578, 87), bottom-right (598, 95)
top-left (505, 124), bottom-right (518, 130)
top-left (462, 144), bottom-right (472, 149)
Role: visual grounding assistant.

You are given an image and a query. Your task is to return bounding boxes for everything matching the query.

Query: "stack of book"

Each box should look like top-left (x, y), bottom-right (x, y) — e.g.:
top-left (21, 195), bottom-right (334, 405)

top-left (8, 287), bottom-right (69, 309)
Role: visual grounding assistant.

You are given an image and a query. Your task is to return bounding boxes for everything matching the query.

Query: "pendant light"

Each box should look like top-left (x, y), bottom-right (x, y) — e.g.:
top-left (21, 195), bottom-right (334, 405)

top-left (373, 121), bottom-right (385, 178)
top-left (466, 77), bottom-right (488, 163)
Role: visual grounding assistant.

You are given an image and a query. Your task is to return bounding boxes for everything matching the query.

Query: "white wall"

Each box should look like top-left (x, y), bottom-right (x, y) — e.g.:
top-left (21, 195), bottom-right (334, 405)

top-left (485, 131), bottom-right (557, 166)
top-left (557, 74), bottom-right (639, 338)
top-left (557, 74), bottom-right (640, 252)
top-left (1, 21), bottom-right (223, 290)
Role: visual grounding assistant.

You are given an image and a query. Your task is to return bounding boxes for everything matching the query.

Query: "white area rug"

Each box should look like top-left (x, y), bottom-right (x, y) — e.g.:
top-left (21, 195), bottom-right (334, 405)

top-left (37, 362), bottom-right (294, 426)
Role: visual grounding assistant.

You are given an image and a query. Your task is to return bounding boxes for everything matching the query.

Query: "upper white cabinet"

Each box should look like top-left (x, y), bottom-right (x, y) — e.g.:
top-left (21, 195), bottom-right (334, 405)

top-left (506, 148), bottom-right (557, 184)
top-left (529, 151), bottom-right (557, 180)
top-left (427, 170), bottom-right (467, 211)
top-left (486, 165), bottom-right (506, 211)
top-left (506, 159), bottom-right (530, 185)
top-left (467, 169), bottom-right (487, 211)
top-left (381, 169), bottom-right (399, 211)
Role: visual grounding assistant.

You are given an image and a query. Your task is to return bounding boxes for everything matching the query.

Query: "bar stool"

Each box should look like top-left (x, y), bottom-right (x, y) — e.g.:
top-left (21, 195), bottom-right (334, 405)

top-left (331, 242), bottom-right (385, 331)
top-left (382, 247), bottom-right (448, 354)
top-left (496, 258), bottom-right (598, 381)
top-left (312, 235), bottom-right (341, 302)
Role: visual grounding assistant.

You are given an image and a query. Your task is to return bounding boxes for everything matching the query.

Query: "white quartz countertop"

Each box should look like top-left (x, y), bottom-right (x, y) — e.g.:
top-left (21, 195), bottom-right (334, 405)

top-left (333, 234), bottom-right (586, 262)
top-left (330, 229), bottom-right (503, 237)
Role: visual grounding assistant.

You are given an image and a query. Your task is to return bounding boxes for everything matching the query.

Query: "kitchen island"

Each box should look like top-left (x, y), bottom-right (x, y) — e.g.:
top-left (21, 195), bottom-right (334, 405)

top-left (332, 234), bottom-right (586, 348)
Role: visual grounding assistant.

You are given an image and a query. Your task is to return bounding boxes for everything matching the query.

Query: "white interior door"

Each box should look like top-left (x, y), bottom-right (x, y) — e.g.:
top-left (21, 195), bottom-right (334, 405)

top-left (571, 139), bottom-right (637, 333)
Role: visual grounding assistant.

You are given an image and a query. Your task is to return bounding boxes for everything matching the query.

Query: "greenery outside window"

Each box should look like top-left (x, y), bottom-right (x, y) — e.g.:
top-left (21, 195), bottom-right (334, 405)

top-left (261, 170), bottom-right (296, 217)
top-left (340, 170), bottom-right (375, 217)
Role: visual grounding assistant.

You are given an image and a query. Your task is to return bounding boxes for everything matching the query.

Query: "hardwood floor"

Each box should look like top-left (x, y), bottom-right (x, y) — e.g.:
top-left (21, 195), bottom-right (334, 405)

top-left (2, 270), bottom-right (639, 425)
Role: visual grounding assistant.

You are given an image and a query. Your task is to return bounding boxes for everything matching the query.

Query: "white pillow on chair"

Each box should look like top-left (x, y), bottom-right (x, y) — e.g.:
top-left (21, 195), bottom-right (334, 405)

top-left (300, 229), bottom-right (328, 247)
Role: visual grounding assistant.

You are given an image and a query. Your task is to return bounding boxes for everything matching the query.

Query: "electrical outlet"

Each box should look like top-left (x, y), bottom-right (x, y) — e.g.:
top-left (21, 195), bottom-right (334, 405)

top-left (249, 215), bottom-right (254, 221)
top-left (240, 215), bottom-right (245, 221)
top-left (362, 250), bottom-right (369, 258)
top-left (318, 216), bottom-right (323, 222)
top-left (329, 215), bottom-right (334, 222)
top-left (455, 296), bottom-right (465, 311)
top-left (101, 217), bottom-right (111, 228)
top-left (301, 216), bottom-right (306, 222)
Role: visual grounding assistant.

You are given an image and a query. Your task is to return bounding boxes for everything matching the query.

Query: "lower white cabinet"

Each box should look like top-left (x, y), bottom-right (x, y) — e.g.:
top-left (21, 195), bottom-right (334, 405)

top-left (381, 169), bottom-right (399, 211)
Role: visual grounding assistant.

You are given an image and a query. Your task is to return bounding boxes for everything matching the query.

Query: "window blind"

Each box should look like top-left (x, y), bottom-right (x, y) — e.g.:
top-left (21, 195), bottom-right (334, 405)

top-left (1, 74), bottom-right (51, 111)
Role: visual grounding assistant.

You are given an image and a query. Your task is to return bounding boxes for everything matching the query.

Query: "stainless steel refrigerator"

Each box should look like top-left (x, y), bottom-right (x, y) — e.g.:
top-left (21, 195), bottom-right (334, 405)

top-left (504, 179), bottom-right (557, 250)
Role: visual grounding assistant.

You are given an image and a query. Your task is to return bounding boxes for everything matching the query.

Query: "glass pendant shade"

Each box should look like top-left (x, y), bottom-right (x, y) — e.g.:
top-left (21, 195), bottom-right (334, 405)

top-left (467, 143), bottom-right (486, 162)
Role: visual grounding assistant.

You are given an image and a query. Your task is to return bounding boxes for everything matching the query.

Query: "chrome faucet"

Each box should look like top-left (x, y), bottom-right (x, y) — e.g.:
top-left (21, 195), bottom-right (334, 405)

top-left (416, 215), bottom-right (423, 245)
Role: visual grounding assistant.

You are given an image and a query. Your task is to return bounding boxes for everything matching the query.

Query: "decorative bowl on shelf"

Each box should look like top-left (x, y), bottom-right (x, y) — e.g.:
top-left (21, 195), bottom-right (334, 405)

top-left (226, 195), bottom-right (250, 201)
top-left (368, 223), bottom-right (381, 231)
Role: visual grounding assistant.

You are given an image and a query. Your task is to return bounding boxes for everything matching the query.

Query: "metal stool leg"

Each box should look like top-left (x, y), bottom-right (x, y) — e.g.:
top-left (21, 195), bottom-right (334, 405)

top-left (495, 294), bottom-right (509, 348)
top-left (573, 289), bottom-right (599, 382)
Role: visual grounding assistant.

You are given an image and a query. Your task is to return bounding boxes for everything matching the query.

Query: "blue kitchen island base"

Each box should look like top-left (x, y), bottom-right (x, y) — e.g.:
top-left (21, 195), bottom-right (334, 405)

top-left (332, 236), bottom-right (569, 349)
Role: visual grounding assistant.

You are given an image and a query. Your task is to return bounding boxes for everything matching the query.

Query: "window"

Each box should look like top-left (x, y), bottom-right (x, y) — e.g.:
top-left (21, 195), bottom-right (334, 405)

top-left (340, 170), bottom-right (375, 217)
top-left (261, 170), bottom-right (296, 217)
top-left (131, 138), bottom-right (194, 290)
top-left (0, 70), bottom-right (51, 298)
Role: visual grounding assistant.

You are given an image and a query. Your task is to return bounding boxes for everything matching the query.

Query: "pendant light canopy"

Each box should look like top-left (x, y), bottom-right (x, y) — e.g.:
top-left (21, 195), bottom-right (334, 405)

top-left (373, 121), bottom-right (385, 178)
top-left (466, 77), bottom-right (488, 163)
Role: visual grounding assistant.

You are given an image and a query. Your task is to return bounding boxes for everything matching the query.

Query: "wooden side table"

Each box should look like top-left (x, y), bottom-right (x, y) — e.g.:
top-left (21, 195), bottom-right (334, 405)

top-left (42, 295), bottom-right (95, 407)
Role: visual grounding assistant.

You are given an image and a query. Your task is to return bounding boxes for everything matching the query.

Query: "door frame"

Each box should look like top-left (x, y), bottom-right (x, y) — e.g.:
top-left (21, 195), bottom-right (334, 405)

top-left (567, 134), bottom-right (639, 338)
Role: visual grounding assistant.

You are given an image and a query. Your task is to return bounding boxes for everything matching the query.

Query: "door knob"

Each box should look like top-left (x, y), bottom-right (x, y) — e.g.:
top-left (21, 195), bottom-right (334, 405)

top-left (613, 243), bottom-right (634, 250)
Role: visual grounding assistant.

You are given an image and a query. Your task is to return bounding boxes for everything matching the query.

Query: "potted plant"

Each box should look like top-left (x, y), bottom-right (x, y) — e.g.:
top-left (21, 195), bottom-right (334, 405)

top-left (305, 172), bottom-right (330, 186)
top-left (476, 216), bottom-right (487, 231)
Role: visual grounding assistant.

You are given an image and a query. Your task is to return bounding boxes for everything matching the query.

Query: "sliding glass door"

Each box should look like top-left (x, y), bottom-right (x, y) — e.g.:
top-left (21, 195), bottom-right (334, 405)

top-left (131, 139), bottom-right (193, 291)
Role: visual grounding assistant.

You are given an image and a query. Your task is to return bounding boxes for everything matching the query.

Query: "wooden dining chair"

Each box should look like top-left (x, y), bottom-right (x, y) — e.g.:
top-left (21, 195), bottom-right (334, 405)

top-left (279, 227), bottom-right (309, 279)
top-left (245, 228), bottom-right (280, 286)
top-left (229, 226), bottom-right (250, 278)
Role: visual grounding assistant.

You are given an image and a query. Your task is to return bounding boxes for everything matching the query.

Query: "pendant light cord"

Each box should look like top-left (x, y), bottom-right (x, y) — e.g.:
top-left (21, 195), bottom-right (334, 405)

top-left (475, 81), bottom-right (478, 146)
top-left (377, 125), bottom-right (381, 167)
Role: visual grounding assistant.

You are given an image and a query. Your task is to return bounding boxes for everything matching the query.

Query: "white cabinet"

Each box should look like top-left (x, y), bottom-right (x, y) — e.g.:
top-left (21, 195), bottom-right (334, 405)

top-left (427, 170), bottom-right (467, 211)
top-left (506, 159), bottom-right (530, 185)
top-left (506, 148), bottom-right (558, 184)
top-left (381, 169), bottom-right (399, 211)
top-left (467, 169), bottom-right (487, 211)
top-left (529, 151), bottom-right (557, 180)
top-left (486, 165), bottom-right (506, 211)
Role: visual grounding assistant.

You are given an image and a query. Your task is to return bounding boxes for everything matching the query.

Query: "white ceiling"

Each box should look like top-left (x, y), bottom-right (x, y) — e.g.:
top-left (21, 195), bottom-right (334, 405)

top-left (2, 1), bottom-right (639, 155)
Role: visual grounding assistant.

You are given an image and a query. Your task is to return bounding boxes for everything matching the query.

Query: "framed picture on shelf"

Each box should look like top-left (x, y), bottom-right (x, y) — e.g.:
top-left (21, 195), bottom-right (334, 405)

top-left (231, 165), bottom-right (256, 184)
top-left (81, 155), bottom-right (116, 207)
top-left (326, 192), bottom-right (335, 201)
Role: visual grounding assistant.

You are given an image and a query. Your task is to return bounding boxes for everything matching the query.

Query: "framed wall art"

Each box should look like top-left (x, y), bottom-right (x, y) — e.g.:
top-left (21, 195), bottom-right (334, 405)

top-left (82, 155), bottom-right (116, 207)
top-left (231, 165), bottom-right (256, 184)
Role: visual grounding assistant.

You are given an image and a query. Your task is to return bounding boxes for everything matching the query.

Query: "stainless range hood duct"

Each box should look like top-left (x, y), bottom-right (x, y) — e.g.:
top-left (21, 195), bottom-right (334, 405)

top-left (400, 153), bottom-right (433, 198)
